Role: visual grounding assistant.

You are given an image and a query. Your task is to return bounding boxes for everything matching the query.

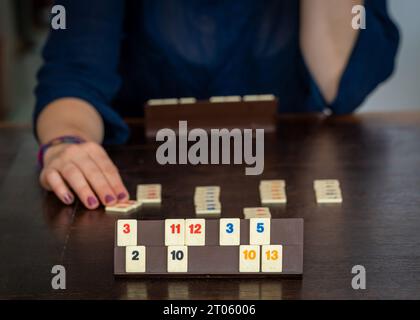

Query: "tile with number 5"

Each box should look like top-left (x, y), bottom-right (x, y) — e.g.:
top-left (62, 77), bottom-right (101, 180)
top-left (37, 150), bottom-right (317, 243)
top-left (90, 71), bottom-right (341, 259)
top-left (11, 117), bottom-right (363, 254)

top-left (249, 218), bottom-right (270, 245)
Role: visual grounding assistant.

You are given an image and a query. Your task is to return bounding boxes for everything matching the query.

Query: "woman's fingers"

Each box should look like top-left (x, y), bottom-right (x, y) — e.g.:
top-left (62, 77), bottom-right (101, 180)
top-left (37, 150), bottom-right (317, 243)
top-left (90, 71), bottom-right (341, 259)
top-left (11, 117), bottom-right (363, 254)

top-left (84, 144), bottom-right (129, 202)
top-left (40, 168), bottom-right (75, 205)
top-left (72, 154), bottom-right (118, 206)
top-left (59, 162), bottom-right (99, 209)
top-left (40, 141), bottom-right (128, 209)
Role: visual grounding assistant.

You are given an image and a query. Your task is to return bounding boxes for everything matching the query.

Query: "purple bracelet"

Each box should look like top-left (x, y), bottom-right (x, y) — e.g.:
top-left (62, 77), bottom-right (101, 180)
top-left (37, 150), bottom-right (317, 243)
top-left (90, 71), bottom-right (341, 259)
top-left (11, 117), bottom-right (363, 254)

top-left (37, 135), bottom-right (86, 168)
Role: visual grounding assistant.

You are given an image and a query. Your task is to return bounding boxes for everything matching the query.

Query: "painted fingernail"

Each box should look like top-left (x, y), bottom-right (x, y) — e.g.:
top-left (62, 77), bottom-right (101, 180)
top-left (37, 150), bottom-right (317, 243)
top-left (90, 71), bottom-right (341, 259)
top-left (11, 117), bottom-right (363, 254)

top-left (63, 193), bottom-right (74, 204)
top-left (105, 194), bottom-right (115, 204)
top-left (117, 192), bottom-right (127, 200)
top-left (87, 196), bottom-right (98, 207)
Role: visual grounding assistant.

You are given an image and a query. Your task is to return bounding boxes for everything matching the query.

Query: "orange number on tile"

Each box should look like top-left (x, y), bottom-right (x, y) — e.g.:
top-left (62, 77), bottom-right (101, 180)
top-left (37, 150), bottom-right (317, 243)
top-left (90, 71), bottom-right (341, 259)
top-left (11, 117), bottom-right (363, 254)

top-left (243, 250), bottom-right (256, 260)
top-left (265, 250), bottom-right (279, 260)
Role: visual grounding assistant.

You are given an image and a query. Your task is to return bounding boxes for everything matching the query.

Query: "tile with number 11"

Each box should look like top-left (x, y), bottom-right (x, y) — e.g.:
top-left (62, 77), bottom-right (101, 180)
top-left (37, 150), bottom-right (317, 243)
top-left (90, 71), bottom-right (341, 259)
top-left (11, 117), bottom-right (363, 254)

top-left (165, 219), bottom-right (185, 246)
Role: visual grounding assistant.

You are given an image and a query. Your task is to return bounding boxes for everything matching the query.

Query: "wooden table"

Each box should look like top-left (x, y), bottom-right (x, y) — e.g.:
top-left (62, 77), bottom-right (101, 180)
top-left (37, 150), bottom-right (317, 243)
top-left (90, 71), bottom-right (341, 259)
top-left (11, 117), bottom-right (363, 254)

top-left (0, 112), bottom-right (420, 299)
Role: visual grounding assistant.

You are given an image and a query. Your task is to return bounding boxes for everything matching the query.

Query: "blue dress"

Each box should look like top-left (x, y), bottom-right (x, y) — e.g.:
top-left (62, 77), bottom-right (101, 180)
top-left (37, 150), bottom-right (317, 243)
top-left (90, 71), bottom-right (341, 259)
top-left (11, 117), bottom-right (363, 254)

top-left (34, 0), bottom-right (400, 143)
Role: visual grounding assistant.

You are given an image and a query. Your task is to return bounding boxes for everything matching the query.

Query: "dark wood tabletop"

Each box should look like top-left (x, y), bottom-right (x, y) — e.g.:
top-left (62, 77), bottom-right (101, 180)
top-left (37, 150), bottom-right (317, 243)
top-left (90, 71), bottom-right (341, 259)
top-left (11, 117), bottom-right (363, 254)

top-left (0, 112), bottom-right (420, 299)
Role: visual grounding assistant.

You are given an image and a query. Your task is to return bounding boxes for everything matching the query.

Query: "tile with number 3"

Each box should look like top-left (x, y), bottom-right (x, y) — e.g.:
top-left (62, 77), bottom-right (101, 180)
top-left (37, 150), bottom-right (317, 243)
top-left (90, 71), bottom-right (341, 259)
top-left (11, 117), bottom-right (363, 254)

top-left (219, 218), bottom-right (240, 246)
top-left (117, 220), bottom-right (137, 247)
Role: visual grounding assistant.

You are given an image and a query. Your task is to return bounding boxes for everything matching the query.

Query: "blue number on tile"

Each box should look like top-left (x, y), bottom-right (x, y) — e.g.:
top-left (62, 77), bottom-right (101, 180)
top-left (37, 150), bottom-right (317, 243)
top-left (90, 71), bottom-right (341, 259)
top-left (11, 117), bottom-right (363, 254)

top-left (256, 222), bottom-right (264, 233)
top-left (226, 223), bottom-right (234, 234)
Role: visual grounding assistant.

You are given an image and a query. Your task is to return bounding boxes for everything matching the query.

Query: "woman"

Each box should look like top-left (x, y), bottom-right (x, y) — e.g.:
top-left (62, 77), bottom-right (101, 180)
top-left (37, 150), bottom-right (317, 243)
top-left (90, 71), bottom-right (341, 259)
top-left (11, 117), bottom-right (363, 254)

top-left (34, 0), bottom-right (399, 209)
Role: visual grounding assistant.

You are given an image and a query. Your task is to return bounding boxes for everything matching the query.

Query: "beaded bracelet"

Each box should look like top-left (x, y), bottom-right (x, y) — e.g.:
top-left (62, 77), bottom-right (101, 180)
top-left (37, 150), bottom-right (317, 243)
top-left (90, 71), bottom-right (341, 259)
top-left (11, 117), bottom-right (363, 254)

top-left (37, 135), bottom-right (86, 168)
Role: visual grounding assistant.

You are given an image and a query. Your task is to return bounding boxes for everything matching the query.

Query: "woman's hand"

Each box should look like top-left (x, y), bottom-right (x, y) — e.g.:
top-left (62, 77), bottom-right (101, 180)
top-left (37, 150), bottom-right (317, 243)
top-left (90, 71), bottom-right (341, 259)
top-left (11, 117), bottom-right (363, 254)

top-left (36, 98), bottom-right (128, 209)
top-left (40, 141), bottom-right (129, 209)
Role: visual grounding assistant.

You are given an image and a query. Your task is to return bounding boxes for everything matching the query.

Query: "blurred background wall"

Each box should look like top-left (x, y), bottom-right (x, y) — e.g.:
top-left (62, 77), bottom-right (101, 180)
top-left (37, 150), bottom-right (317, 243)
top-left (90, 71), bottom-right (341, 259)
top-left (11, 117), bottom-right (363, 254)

top-left (361, 0), bottom-right (420, 111)
top-left (0, 0), bottom-right (50, 123)
top-left (0, 0), bottom-right (419, 124)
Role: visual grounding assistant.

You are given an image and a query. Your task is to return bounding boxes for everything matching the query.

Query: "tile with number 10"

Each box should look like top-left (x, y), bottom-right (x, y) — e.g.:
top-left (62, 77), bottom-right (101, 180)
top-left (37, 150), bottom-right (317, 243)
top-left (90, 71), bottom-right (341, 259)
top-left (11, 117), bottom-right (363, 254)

top-left (239, 245), bottom-right (260, 272)
top-left (167, 246), bottom-right (188, 273)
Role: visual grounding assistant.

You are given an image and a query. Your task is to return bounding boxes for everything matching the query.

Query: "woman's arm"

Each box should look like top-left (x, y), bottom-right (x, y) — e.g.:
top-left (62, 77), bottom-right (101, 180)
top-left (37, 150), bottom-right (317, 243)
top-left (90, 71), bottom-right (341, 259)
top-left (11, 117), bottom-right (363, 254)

top-left (37, 98), bottom-right (104, 144)
top-left (35, 0), bottom-right (129, 209)
top-left (300, 0), bottom-right (363, 103)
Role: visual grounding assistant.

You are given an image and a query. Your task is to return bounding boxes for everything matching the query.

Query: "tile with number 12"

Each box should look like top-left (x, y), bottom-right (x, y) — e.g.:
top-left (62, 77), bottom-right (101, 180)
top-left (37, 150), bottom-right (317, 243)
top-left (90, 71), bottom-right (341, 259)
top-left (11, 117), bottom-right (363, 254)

top-left (185, 219), bottom-right (205, 246)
